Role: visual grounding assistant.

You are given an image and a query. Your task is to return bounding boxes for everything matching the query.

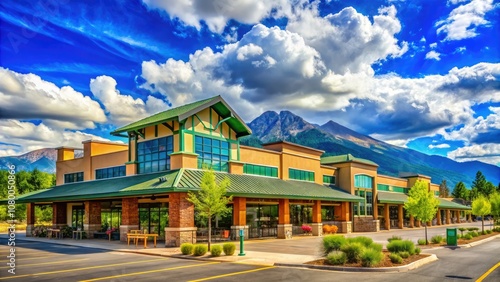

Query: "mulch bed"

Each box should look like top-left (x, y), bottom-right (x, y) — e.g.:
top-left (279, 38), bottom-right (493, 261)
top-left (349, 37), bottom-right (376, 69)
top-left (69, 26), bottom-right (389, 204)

top-left (418, 230), bottom-right (499, 248)
top-left (305, 251), bottom-right (429, 268)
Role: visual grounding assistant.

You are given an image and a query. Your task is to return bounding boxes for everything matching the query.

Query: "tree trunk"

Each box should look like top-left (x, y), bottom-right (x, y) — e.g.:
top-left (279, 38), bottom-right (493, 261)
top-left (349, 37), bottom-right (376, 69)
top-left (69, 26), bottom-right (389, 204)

top-left (425, 224), bottom-right (428, 245)
top-left (208, 215), bottom-right (211, 251)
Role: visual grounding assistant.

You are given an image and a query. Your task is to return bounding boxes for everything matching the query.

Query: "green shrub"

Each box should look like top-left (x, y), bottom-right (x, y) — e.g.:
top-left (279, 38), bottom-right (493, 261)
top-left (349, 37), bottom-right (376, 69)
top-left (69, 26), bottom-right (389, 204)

top-left (415, 247), bottom-right (421, 255)
top-left (222, 243), bottom-right (236, 256)
top-left (387, 235), bottom-right (402, 242)
top-left (210, 245), bottom-right (223, 257)
top-left (457, 234), bottom-right (462, 239)
top-left (322, 235), bottom-right (347, 255)
top-left (193, 244), bottom-right (208, 256)
top-left (60, 225), bottom-right (74, 238)
top-left (347, 236), bottom-right (373, 247)
top-left (467, 227), bottom-right (479, 231)
top-left (340, 242), bottom-right (365, 263)
top-left (360, 248), bottom-right (383, 267)
top-left (368, 243), bottom-right (383, 252)
top-left (387, 239), bottom-right (415, 254)
top-left (180, 243), bottom-right (194, 255)
top-left (326, 251), bottom-right (347, 265)
top-left (493, 227), bottom-right (500, 232)
top-left (469, 231), bottom-right (479, 237)
top-left (431, 235), bottom-right (444, 244)
top-left (463, 233), bottom-right (473, 240)
top-left (389, 253), bottom-right (403, 264)
top-left (399, 251), bottom-right (410, 259)
top-left (458, 227), bottom-right (467, 236)
top-left (486, 230), bottom-right (492, 234)
top-left (417, 239), bottom-right (427, 245)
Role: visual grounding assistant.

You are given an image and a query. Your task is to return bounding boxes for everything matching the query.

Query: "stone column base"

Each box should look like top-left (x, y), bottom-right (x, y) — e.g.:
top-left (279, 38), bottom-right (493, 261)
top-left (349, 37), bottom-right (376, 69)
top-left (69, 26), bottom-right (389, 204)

top-left (277, 224), bottom-right (293, 239)
top-left (341, 221), bottom-right (352, 233)
top-left (120, 225), bottom-right (139, 242)
top-left (165, 227), bottom-right (197, 247)
top-left (230, 225), bottom-right (249, 240)
top-left (84, 224), bottom-right (101, 239)
top-left (311, 223), bottom-right (323, 236)
top-left (26, 224), bottom-right (34, 237)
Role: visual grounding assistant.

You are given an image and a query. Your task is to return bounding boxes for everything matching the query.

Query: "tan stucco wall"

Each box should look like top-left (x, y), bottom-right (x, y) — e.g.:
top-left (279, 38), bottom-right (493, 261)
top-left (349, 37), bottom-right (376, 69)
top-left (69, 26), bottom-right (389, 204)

top-left (377, 175), bottom-right (409, 187)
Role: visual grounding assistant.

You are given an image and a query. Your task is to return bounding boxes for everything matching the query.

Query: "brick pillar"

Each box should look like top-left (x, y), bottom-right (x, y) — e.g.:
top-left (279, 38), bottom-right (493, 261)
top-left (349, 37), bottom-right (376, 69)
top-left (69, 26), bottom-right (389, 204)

top-left (398, 204), bottom-right (404, 229)
top-left (384, 203), bottom-right (390, 230)
top-left (311, 200), bottom-right (322, 236)
top-left (165, 193), bottom-right (196, 247)
top-left (84, 201), bottom-right (101, 238)
top-left (231, 197), bottom-right (248, 239)
top-left (26, 203), bottom-right (35, 237)
top-left (52, 202), bottom-right (67, 228)
top-left (120, 198), bottom-right (139, 241)
top-left (456, 210), bottom-right (461, 223)
top-left (278, 199), bottom-right (292, 239)
top-left (409, 215), bottom-right (414, 228)
top-left (437, 209), bottom-right (442, 225)
top-left (446, 209), bottom-right (451, 224)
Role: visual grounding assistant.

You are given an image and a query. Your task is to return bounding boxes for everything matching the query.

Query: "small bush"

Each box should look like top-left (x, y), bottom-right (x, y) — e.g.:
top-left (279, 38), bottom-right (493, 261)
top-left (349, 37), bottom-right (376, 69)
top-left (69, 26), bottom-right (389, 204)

top-left (493, 227), bottom-right (500, 232)
top-left (326, 251), bottom-right (347, 265)
top-left (463, 233), bottom-right (473, 240)
top-left (360, 248), bottom-right (383, 267)
top-left (389, 253), bottom-right (403, 264)
top-left (322, 235), bottom-right (347, 255)
top-left (210, 245), bottom-right (223, 257)
top-left (469, 231), bottom-right (479, 237)
top-left (415, 247), bottom-right (421, 255)
top-left (341, 242), bottom-right (365, 263)
top-left (417, 239), bottom-right (427, 245)
top-left (458, 227), bottom-right (467, 235)
top-left (223, 242), bottom-right (236, 256)
top-left (431, 235), bottom-right (444, 244)
top-left (399, 251), bottom-right (410, 259)
top-left (193, 244), bottom-right (208, 256)
top-left (387, 240), bottom-right (415, 254)
top-left (387, 235), bottom-right (402, 242)
top-left (467, 227), bottom-right (479, 231)
top-left (180, 243), bottom-right (194, 255)
top-left (486, 230), bottom-right (492, 234)
top-left (347, 236), bottom-right (373, 247)
top-left (368, 243), bottom-right (383, 252)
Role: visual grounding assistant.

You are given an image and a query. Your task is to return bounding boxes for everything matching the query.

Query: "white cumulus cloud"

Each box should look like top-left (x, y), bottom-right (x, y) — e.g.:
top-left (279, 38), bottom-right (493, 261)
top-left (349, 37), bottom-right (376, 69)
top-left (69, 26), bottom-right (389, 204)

top-left (429, 143), bottom-right (451, 149)
top-left (425, 50), bottom-right (442, 60)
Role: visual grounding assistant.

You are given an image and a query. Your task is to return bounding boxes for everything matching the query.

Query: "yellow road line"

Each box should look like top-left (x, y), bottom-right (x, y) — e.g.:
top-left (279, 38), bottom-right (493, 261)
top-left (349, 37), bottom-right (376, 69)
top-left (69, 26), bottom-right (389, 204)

top-left (0, 258), bottom-right (89, 269)
top-left (476, 261), bottom-right (500, 282)
top-left (188, 266), bottom-right (275, 282)
top-left (79, 261), bottom-right (220, 282)
top-left (0, 258), bottom-right (167, 280)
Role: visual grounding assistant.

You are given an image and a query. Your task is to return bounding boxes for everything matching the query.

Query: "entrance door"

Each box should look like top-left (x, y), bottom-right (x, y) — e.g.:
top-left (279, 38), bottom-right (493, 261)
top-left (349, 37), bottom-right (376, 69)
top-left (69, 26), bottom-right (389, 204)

top-left (139, 203), bottom-right (168, 239)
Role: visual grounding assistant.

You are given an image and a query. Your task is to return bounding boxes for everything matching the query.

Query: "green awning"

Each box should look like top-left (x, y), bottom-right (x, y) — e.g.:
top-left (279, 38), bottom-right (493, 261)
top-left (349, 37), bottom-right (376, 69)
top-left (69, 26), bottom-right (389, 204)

top-left (12, 169), bottom-right (363, 204)
top-left (378, 191), bottom-right (471, 210)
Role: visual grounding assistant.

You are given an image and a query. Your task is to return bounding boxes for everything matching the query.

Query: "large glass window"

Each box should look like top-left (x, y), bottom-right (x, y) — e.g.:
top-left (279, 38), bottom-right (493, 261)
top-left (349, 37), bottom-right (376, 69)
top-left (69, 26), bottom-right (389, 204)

top-left (139, 203), bottom-right (168, 239)
top-left (321, 206), bottom-right (340, 221)
top-left (354, 175), bottom-right (373, 188)
top-left (72, 206), bottom-right (84, 230)
top-left (323, 175), bottom-right (336, 185)
top-left (100, 202), bottom-right (122, 230)
top-left (289, 168), bottom-right (315, 182)
top-left (195, 136), bottom-right (230, 172)
top-left (243, 164), bottom-right (278, 177)
top-left (96, 166), bottom-right (125, 180)
top-left (354, 189), bottom-right (373, 216)
top-left (246, 204), bottom-right (278, 238)
top-left (137, 136), bottom-right (173, 174)
top-left (65, 172), bottom-right (83, 184)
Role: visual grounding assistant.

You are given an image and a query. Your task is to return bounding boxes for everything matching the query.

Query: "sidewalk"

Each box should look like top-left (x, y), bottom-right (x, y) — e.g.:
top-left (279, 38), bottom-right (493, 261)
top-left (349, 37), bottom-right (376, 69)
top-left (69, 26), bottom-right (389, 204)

top-left (1, 220), bottom-right (495, 267)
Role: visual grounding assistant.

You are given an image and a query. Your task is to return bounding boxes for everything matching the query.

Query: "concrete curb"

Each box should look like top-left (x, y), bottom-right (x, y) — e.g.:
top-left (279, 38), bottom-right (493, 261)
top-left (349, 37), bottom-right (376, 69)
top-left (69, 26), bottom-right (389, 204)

top-left (275, 254), bottom-right (438, 272)
top-left (454, 233), bottom-right (500, 249)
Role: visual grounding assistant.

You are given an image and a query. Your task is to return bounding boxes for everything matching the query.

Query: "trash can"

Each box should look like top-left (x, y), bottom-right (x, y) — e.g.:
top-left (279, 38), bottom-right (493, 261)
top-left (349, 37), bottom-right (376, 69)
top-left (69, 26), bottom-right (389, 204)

top-left (446, 228), bottom-right (457, 246)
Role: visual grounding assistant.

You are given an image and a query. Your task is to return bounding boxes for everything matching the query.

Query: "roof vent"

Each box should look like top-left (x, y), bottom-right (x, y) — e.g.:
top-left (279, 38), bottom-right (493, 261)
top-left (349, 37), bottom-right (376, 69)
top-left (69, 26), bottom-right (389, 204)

top-left (158, 177), bottom-right (167, 183)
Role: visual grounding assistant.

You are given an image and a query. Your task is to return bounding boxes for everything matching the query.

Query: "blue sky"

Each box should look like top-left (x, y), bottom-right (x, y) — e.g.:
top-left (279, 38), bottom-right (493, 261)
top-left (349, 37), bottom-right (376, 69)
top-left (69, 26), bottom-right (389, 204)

top-left (0, 0), bottom-right (499, 166)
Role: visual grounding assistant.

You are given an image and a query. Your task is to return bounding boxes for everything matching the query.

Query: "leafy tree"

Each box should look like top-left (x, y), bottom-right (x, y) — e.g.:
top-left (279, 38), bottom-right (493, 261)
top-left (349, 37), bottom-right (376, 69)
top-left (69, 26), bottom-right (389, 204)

top-left (471, 195), bottom-right (491, 233)
top-left (404, 180), bottom-right (439, 245)
top-left (452, 182), bottom-right (468, 200)
top-left (187, 170), bottom-right (232, 251)
top-left (489, 192), bottom-right (500, 226)
top-left (439, 180), bottom-right (450, 198)
top-left (468, 187), bottom-right (479, 201)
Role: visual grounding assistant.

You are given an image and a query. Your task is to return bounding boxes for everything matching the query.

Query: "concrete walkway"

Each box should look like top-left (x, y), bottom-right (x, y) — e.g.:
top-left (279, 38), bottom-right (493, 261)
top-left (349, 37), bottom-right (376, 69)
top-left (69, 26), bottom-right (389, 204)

top-left (1, 220), bottom-right (494, 267)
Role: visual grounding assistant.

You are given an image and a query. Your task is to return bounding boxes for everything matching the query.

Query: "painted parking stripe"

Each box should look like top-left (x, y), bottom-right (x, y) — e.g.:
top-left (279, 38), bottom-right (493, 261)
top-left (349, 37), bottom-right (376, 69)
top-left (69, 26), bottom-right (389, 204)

top-left (0, 258), bottom-right (89, 269)
top-left (0, 258), bottom-right (167, 280)
top-left (79, 261), bottom-right (220, 282)
top-left (0, 255), bottom-right (58, 262)
top-left (476, 261), bottom-right (500, 282)
top-left (188, 266), bottom-right (276, 282)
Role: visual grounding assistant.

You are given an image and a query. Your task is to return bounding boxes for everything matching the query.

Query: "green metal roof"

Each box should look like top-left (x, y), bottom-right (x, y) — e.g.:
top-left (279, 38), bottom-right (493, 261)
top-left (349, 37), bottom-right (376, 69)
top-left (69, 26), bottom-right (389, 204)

top-left (177, 169), bottom-right (363, 202)
top-left (321, 154), bottom-right (378, 167)
top-left (377, 191), bottom-right (471, 210)
top-left (13, 169), bottom-right (362, 203)
top-left (111, 95), bottom-right (252, 137)
top-left (15, 171), bottom-right (181, 203)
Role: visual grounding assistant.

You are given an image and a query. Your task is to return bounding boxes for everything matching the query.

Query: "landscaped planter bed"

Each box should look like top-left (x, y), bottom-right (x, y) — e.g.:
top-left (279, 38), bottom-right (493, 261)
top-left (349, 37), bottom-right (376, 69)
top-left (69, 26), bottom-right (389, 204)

top-left (306, 251), bottom-right (430, 268)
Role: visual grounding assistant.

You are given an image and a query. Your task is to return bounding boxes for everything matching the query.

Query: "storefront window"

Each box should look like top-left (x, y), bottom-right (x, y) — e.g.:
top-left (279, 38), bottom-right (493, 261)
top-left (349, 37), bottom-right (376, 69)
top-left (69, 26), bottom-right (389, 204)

top-left (137, 136), bottom-right (173, 174)
top-left (72, 206), bottom-right (84, 230)
top-left (195, 136), bottom-right (230, 172)
top-left (354, 190), bottom-right (373, 216)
